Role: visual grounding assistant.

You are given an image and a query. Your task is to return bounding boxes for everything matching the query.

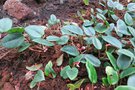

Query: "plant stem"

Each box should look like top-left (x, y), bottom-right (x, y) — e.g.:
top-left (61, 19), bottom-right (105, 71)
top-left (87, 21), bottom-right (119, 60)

top-left (92, 83), bottom-right (94, 90)
top-left (79, 36), bottom-right (83, 46)
top-left (37, 82), bottom-right (41, 90)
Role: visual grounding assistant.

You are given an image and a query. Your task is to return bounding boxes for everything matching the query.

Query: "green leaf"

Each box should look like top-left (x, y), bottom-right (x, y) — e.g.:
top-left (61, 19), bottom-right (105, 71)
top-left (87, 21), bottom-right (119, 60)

top-left (48, 14), bottom-right (60, 26)
top-left (0, 18), bottom-right (12, 33)
top-left (30, 80), bottom-right (37, 89)
top-left (33, 38), bottom-right (54, 46)
top-left (83, 20), bottom-right (93, 27)
top-left (107, 0), bottom-right (114, 8)
top-left (69, 54), bottom-right (84, 66)
top-left (115, 86), bottom-right (135, 90)
top-left (117, 54), bottom-right (132, 70)
top-left (56, 54), bottom-right (63, 66)
top-left (1, 33), bottom-right (24, 48)
top-left (102, 77), bottom-right (109, 86)
top-left (74, 79), bottom-right (86, 88)
top-left (66, 67), bottom-right (78, 80)
top-left (102, 35), bottom-right (122, 48)
top-left (92, 37), bottom-right (102, 50)
top-left (95, 23), bottom-right (108, 33)
top-left (67, 79), bottom-right (85, 90)
top-left (84, 54), bottom-right (101, 67)
top-left (61, 45), bottom-right (79, 56)
top-left (130, 38), bottom-right (135, 47)
top-left (86, 60), bottom-right (97, 83)
top-left (67, 84), bottom-right (75, 90)
top-left (7, 27), bottom-right (24, 33)
top-left (33, 70), bottom-right (45, 82)
top-left (83, 26), bottom-right (95, 36)
top-left (60, 65), bottom-right (70, 79)
top-left (120, 67), bottom-right (135, 79)
top-left (18, 42), bottom-right (30, 52)
top-left (105, 66), bottom-right (119, 85)
top-left (111, 14), bottom-right (119, 21)
top-left (117, 49), bottom-right (134, 58)
top-left (56, 35), bottom-right (69, 45)
top-left (128, 26), bottom-right (135, 37)
top-left (114, 2), bottom-right (124, 10)
top-left (84, 37), bottom-right (93, 45)
top-left (106, 51), bottom-right (119, 71)
top-left (117, 19), bottom-right (129, 35)
top-left (96, 13), bottom-right (106, 21)
top-left (26, 64), bottom-right (43, 71)
top-left (46, 35), bottom-right (60, 41)
top-left (124, 13), bottom-right (133, 26)
top-left (25, 25), bottom-right (46, 39)
top-left (83, 0), bottom-right (89, 5)
top-left (44, 61), bottom-right (56, 78)
top-left (127, 3), bottom-right (135, 12)
top-left (61, 25), bottom-right (83, 35)
top-left (127, 74), bottom-right (135, 87)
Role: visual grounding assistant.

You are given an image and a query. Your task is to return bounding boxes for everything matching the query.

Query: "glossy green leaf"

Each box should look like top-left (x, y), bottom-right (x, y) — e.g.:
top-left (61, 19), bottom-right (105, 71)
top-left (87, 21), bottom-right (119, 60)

top-left (128, 27), bottom-right (135, 37)
top-left (97, 13), bottom-right (106, 21)
top-left (86, 60), bottom-right (97, 83)
top-left (115, 86), bottom-right (135, 90)
top-left (61, 45), bottom-right (79, 56)
top-left (44, 61), bottom-right (56, 78)
top-left (124, 13), bottom-right (133, 26)
top-left (102, 77), bottom-right (109, 86)
top-left (67, 79), bottom-right (85, 90)
top-left (61, 25), bottom-right (83, 35)
top-left (117, 19), bottom-right (129, 35)
top-left (26, 64), bottom-right (43, 71)
top-left (127, 74), bottom-right (135, 87)
top-left (117, 54), bottom-right (132, 70)
top-left (106, 51), bottom-right (119, 71)
top-left (46, 35), bottom-right (60, 41)
top-left (0, 18), bottom-right (12, 33)
top-left (117, 49), bottom-right (134, 58)
top-left (66, 67), bottom-right (78, 80)
top-left (107, 0), bottom-right (114, 8)
top-left (33, 70), bottom-right (45, 82)
top-left (48, 14), bottom-right (60, 26)
top-left (102, 35), bottom-right (122, 48)
top-left (95, 23), bottom-right (108, 33)
top-left (127, 3), bottom-right (135, 12)
top-left (83, 26), bottom-right (95, 36)
top-left (84, 54), bottom-right (101, 67)
top-left (92, 37), bottom-right (102, 50)
top-left (130, 38), bottom-right (135, 47)
top-left (25, 25), bottom-right (46, 39)
top-left (83, 20), bottom-right (93, 27)
top-left (83, 0), bottom-right (89, 5)
top-left (33, 38), bottom-right (54, 46)
top-left (18, 42), bottom-right (30, 52)
top-left (120, 67), bottom-right (135, 79)
top-left (67, 84), bottom-right (75, 90)
top-left (1, 33), bottom-right (24, 48)
top-left (114, 2), bottom-right (124, 10)
top-left (30, 80), bottom-right (37, 89)
top-left (60, 66), bottom-right (70, 79)
top-left (56, 35), bottom-right (69, 45)
top-left (84, 37), bottom-right (93, 45)
top-left (7, 27), bottom-right (24, 34)
top-left (106, 66), bottom-right (119, 85)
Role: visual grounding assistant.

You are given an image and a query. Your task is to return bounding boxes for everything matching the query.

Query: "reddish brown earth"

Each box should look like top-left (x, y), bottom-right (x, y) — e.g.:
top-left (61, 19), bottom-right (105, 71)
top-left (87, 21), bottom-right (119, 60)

top-left (0, 0), bottom-right (129, 90)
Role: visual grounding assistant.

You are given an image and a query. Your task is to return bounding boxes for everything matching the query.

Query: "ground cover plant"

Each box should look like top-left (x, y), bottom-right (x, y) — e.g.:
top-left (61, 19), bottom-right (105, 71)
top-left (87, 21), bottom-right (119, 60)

top-left (0, 0), bottom-right (135, 90)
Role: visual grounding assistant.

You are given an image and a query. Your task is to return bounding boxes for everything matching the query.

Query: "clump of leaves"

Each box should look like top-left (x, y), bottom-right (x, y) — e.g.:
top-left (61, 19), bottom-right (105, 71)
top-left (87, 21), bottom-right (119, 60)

top-left (0, 1), bottom-right (135, 89)
top-left (25, 61), bottom-right (56, 89)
